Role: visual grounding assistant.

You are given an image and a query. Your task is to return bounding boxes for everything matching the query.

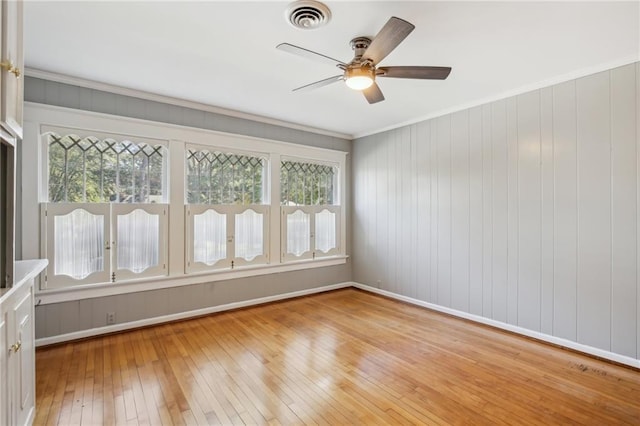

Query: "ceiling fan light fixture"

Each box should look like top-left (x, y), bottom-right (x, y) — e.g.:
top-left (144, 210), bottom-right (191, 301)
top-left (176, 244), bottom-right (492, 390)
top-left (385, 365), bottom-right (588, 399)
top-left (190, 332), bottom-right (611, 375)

top-left (345, 67), bottom-right (375, 91)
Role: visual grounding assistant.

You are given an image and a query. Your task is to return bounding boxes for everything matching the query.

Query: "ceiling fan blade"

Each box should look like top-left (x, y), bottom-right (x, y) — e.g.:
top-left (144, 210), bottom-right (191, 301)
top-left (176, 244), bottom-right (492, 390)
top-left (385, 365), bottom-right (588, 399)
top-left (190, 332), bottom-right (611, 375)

top-left (363, 82), bottom-right (385, 104)
top-left (362, 17), bottom-right (415, 65)
top-left (378, 66), bottom-right (452, 80)
top-left (293, 75), bottom-right (344, 93)
top-left (277, 43), bottom-right (346, 69)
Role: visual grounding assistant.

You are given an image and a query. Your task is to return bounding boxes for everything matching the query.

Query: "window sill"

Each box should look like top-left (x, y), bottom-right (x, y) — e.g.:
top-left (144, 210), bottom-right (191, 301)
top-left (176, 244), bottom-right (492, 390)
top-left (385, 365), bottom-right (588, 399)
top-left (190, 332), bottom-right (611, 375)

top-left (35, 255), bottom-right (349, 305)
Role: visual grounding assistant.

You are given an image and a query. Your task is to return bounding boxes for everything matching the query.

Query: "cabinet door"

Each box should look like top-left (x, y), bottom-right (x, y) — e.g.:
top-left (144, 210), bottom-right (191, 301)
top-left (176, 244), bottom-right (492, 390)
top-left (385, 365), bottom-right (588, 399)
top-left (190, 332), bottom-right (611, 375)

top-left (12, 290), bottom-right (34, 426)
top-left (0, 0), bottom-right (23, 139)
top-left (0, 311), bottom-right (9, 426)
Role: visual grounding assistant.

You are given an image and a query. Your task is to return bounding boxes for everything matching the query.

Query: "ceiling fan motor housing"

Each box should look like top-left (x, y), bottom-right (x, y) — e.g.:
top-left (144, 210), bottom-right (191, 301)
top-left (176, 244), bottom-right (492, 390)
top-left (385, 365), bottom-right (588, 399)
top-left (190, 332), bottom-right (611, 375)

top-left (285, 0), bottom-right (331, 30)
top-left (350, 37), bottom-right (372, 62)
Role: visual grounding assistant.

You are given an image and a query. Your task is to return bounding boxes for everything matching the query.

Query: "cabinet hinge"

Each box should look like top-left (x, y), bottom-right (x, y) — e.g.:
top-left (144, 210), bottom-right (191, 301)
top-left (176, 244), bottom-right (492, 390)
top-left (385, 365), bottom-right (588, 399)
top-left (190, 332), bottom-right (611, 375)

top-left (231, 260), bottom-right (235, 269)
top-left (111, 272), bottom-right (116, 283)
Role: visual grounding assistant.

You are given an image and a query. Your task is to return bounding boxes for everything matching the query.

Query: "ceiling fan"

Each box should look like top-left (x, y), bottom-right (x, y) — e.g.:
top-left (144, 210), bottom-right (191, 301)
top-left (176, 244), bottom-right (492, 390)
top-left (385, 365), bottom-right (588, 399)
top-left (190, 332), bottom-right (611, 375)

top-left (276, 16), bottom-right (452, 104)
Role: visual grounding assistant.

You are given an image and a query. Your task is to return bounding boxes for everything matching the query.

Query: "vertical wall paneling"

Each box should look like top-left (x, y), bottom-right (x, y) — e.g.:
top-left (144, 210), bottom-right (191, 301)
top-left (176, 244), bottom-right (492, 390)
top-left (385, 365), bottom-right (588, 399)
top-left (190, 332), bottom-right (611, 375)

top-left (360, 134), bottom-right (371, 285)
top-left (394, 130), bottom-right (402, 293)
top-left (517, 91), bottom-right (542, 331)
top-left (430, 123), bottom-right (439, 302)
top-left (402, 126), bottom-right (413, 296)
top-left (540, 87), bottom-right (555, 335)
top-left (368, 133), bottom-right (378, 287)
top-left (352, 63), bottom-right (640, 362)
top-left (506, 98), bottom-right (520, 325)
top-left (482, 105), bottom-right (493, 317)
top-left (410, 125), bottom-right (418, 298)
top-left (491, 100), bottom-right (508, 322)
top-left (437, 116), bottom-right (452, 307)
top-left (610, 64), bottom-right (637, 358)
top-left (377, 132), bottom-right (390, 291)
top-left (637, 62), bottom-right (640, 360)
top-left (417, 122), bottom-right (431, 301)
top-left (552, 80), bottom-right (578, 341)
top-left (352, 138), bottom-right (363, 280)
top-left (469, 107), bottom-right (484, 315)
top-left (576, 71), bottom-right (612, 350)
top-left (451, 111), bottom-right (471, 311)
top-left (385, 131), bottom-right (395, 292)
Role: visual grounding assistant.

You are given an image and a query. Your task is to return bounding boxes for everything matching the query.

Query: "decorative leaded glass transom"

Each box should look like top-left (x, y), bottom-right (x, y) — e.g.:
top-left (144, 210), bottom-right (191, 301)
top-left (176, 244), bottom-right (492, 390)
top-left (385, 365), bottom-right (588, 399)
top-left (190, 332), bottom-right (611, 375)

top-left (186, 149), bottom-right (266, 205)
top-left (280, 160), bottom-right (337, 205)
top-left (47, 133), bottom-right (166, 203)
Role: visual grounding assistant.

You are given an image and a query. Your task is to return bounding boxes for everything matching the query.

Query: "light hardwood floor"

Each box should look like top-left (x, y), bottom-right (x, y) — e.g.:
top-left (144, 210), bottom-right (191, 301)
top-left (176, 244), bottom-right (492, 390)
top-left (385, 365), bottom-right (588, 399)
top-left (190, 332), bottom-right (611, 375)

top-left (35, 288), bottom-right (640, 425)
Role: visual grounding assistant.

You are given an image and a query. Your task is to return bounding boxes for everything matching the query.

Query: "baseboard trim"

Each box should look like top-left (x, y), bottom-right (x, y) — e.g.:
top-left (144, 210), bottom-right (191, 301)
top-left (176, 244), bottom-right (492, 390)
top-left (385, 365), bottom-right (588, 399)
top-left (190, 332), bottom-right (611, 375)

top-left (35, 280), bottom-right (640, 369)
top-left (351, 282), bottom-right (640, 369)
top-left (35, 282), bottom-right (351, 347)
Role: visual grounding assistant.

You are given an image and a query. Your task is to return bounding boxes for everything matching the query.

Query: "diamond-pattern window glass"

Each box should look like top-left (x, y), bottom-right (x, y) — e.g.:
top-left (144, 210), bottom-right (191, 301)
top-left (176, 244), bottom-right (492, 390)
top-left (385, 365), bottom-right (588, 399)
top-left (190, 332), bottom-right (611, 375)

top-left (186, 149), bottom-right (266, 205)
top-left (47, 133), bottom-right (166, 203)
top-left (280, 160), bottom-right (337, 206)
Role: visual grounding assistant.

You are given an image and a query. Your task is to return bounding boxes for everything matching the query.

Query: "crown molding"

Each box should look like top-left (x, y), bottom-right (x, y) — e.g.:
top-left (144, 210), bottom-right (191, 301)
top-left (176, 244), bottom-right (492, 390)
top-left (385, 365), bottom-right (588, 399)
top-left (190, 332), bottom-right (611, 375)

top-left (354, 55), bottom-right (640, 139)
top-left (24, 67), bottom-right (352, 141)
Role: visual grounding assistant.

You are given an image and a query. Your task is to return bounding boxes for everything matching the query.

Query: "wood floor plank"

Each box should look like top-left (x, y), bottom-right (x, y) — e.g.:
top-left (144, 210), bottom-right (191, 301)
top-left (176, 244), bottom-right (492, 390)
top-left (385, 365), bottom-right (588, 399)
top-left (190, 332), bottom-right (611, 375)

top-left (36, 289), bottom-right (640, 425)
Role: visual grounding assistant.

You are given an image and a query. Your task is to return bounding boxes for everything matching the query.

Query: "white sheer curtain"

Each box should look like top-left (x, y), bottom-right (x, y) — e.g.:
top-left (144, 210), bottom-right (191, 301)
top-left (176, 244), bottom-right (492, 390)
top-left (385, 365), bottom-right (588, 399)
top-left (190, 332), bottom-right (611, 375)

top-left (235, 209), bottom-right (263, 261)
top-left (193, 209), bottom-right (227, 265)
top-left (117, 209), bottom-right (159, 273)
top-left (315, 209), bottom-right (336, 253)
top-left (287, 209), bottom-right (310, 257)
top-left (54, 209), bottom-right (104, 279)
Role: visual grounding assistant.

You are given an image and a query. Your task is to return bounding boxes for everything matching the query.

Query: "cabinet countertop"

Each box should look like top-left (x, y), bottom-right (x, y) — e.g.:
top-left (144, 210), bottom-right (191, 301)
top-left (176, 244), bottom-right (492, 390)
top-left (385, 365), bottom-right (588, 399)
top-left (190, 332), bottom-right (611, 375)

top-left (0, 259), bottom-right (48, 304)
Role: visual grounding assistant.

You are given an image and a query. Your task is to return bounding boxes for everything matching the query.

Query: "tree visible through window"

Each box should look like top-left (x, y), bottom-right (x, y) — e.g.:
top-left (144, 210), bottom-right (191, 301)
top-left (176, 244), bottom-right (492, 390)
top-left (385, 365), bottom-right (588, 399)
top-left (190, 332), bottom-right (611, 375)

top-left (186, 149), bottom-right (265, 205)
top-left (47, 133), bottom-right (166, 203)
top-left (43, 131), bottom-right (168, 287)
top-left (280, 159), bottom-right (339, 261)
top-left (186, 147), bottom-right (268, 271)
top-left (281, 160), bottom-right (336, 206)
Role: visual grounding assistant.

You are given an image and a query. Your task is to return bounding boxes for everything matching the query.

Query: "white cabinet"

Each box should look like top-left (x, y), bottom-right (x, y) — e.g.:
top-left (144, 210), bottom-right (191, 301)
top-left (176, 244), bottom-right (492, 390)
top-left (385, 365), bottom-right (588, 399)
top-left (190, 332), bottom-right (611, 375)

top-left (0, 0), bottom-right (24, 139)
top-left (0, 260), bottom-right (47, 426)
top-left (0, 312), bottom-right (8, 426)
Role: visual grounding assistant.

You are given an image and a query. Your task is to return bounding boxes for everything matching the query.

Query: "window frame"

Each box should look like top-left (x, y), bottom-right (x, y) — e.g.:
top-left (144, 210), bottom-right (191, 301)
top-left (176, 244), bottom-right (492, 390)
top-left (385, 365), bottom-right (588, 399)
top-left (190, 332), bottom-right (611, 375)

top-left (23, 102), bottom-right (348, 303)
top-left (40, 125), bottom-right (169, 204)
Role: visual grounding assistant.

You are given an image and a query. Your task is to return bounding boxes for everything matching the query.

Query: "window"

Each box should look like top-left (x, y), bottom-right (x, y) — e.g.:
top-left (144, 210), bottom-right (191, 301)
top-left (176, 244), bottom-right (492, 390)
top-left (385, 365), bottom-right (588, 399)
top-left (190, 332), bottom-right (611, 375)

top-left (185, 147), bottom-right (269, 273)
top-left (41, 130), bottom-right (169, 288)
top-left (281, 159), bottom-right (340, 261)
top-left (27, 104), bottom-right (347, 297)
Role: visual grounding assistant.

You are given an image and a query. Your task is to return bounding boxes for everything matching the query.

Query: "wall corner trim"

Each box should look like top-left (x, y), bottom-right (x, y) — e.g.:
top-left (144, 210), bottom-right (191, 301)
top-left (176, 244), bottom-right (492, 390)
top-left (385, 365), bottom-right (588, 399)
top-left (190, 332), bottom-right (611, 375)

top-left (351, 283), bottom-right (640, 369)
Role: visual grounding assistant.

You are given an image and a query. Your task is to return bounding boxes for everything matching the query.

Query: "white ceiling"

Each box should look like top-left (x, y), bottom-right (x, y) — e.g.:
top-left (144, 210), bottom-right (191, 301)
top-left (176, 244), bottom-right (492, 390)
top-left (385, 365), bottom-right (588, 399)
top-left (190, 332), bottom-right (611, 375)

top-left (24, 1), bottom-right (639, 138)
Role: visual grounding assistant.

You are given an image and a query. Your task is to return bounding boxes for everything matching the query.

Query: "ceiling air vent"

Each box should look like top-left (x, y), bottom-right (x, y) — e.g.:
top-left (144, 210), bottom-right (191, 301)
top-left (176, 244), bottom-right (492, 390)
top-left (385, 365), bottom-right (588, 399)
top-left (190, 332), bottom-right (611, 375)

top-left (285, 0), bottom-right (331, 30)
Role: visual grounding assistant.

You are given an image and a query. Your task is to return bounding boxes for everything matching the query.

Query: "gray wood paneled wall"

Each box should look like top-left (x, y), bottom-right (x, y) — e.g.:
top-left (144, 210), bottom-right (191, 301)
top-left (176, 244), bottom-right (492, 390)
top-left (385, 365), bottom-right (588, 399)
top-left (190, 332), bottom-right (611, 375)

top-left (353, 63), bottom-right (639, 360)
top-left (22, 76), bottom-right (352, 339)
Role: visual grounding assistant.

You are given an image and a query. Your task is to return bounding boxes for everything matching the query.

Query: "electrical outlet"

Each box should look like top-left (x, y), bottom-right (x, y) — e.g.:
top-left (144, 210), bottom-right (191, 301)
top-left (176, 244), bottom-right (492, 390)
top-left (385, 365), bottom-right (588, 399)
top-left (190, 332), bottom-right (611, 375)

top-left (376, 280), bottom-right (381, 287)
top-left (106, 312), bottom-right (116, 325)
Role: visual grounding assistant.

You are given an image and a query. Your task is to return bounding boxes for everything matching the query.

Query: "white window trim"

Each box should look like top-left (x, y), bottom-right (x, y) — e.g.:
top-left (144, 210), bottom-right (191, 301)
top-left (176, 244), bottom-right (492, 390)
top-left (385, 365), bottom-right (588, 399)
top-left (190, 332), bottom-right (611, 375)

top-left (22, 102), bottom-right (348, 303)
top-left (40, 125), bottom-right (170, 204)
